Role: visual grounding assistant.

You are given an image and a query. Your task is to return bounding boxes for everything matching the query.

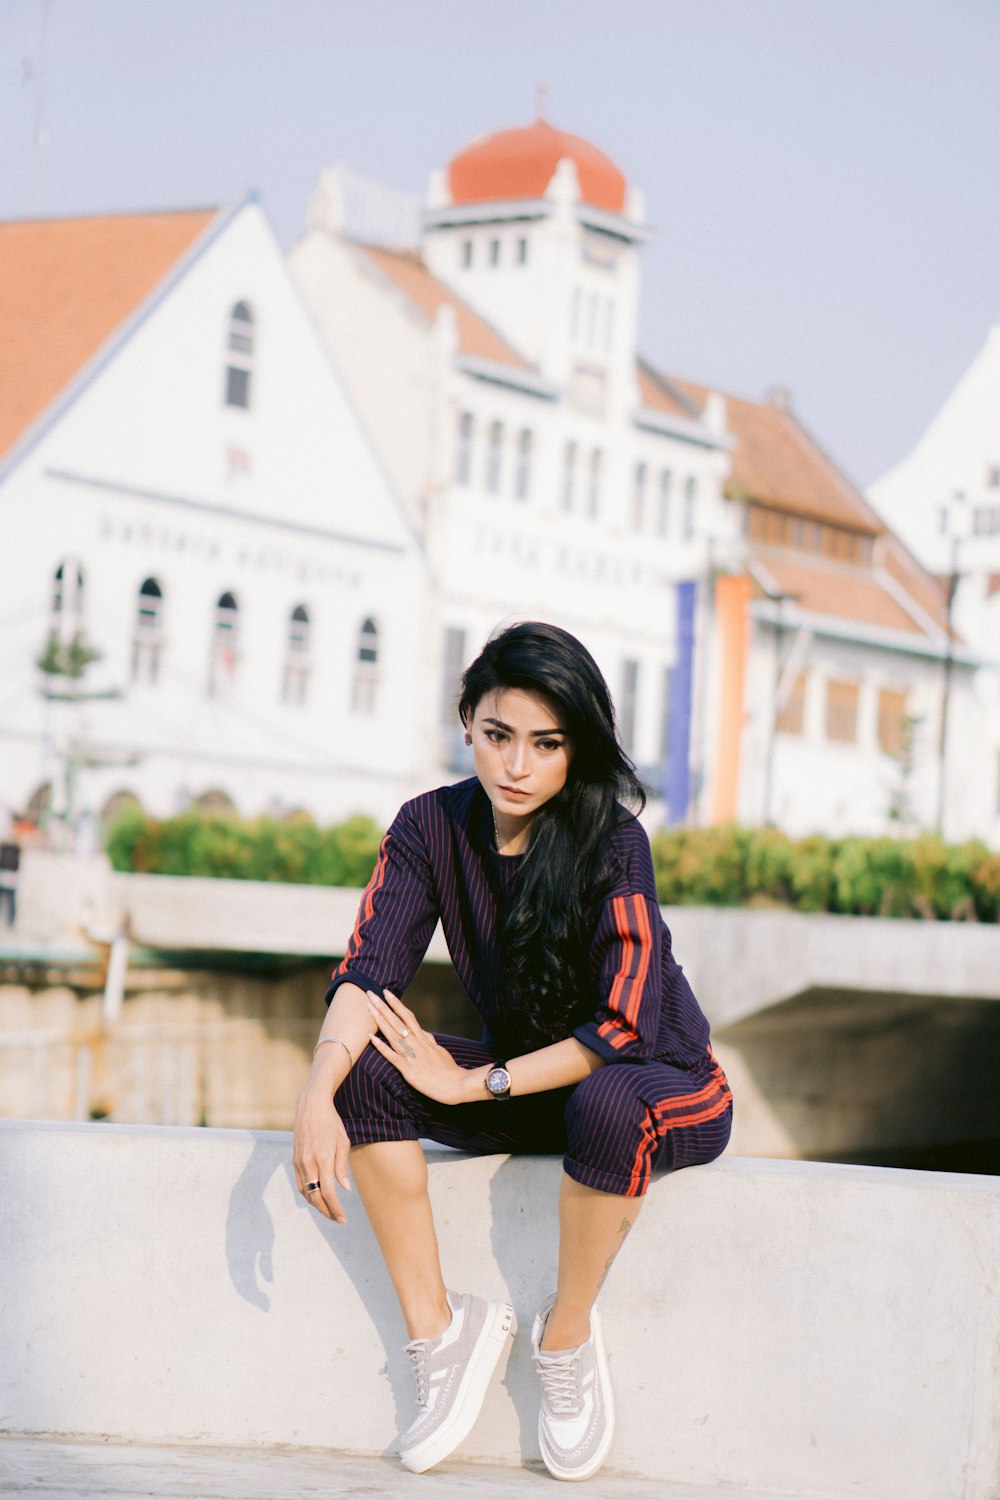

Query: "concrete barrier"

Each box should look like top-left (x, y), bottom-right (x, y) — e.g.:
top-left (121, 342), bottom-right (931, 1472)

top-left (0, 1122), bottom-right (997, 1499)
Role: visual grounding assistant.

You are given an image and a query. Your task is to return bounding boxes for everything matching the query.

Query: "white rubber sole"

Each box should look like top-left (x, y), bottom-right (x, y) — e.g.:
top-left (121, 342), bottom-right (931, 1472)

top-left (537, 1304), bottom-right (615, 1482)
top-left (400, 1298), bottom-right (515, 1474)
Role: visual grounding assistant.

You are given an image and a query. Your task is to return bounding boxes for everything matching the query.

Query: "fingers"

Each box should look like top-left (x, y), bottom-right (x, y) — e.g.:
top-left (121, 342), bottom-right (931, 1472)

top-left (368, 988), bottom-right (418, 1034)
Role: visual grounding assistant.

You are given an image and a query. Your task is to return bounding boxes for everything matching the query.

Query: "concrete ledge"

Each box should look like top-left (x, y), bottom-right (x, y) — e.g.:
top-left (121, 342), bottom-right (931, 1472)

top-left (1, 1121), bottom-right (998, 1499)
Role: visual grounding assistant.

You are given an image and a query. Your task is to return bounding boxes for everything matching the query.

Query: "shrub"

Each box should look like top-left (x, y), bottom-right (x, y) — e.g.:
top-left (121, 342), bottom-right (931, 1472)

top-left (649, 823), bottom-right (998, 922)
top-left (105, 808), bottom-right (382, 886)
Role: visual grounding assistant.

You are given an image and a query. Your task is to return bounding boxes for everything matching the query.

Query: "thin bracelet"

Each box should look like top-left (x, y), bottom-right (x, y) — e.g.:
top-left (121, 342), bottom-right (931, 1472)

top-left (313, 1036), bottom-right (354, 1066)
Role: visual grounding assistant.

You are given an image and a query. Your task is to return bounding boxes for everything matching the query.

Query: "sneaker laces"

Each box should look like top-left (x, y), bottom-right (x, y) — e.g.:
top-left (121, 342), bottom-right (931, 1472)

top-left (405, 1339), bottom-right (431, 1409)
top-left (533, 1348), bottom-right (584, 1416)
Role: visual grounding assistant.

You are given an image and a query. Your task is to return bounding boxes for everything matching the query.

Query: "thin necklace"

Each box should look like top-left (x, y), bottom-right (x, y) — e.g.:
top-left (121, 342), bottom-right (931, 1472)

top-left (491, 805), bottom-right (503, 851)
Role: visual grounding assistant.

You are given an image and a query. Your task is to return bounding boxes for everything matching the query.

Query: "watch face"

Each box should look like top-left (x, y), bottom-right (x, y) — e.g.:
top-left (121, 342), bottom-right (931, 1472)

top-left (486, 1066), bottom-right (511, 1096)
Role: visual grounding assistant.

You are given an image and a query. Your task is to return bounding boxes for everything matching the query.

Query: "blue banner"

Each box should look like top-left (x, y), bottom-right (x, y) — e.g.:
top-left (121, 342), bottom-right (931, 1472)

top-left (665, 580), bottom-right (696, 824)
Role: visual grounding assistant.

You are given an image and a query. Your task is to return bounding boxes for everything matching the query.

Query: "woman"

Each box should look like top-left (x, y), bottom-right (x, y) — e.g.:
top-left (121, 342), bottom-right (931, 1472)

top-left (293, 622), bottom-right (732, 1481)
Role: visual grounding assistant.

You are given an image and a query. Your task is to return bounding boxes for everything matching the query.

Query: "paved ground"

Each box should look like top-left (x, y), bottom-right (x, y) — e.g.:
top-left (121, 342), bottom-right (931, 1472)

top-left (0, 1437), bottom-right (791, 1499)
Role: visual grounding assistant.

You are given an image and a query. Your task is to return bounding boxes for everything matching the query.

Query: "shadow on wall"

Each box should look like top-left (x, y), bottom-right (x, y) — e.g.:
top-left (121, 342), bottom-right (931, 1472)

top-left (224, 1133), bottom-right (412, 1443)
top-left (717, 988), bottom-right (1000, 1174)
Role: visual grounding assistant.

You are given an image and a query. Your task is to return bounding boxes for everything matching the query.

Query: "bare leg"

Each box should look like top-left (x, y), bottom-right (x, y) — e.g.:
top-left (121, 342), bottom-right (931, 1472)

top-left (351, 1140), bottom-right (451, 1341)
top-left (540, 1173), bottom-right (642, 1351)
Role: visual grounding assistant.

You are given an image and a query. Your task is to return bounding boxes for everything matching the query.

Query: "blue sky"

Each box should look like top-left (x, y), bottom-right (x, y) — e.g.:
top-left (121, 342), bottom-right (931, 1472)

top-left (2, 0), bottom-right (997, 488)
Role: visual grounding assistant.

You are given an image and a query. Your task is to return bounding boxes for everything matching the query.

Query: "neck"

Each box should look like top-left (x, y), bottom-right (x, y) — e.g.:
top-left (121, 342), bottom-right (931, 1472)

top-left (492, 804), bottom-right (533, 856)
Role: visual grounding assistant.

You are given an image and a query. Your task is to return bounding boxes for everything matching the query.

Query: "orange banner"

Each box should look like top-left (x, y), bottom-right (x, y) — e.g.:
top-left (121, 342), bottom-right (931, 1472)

top-left (711, 573), bottom-right (752, 823)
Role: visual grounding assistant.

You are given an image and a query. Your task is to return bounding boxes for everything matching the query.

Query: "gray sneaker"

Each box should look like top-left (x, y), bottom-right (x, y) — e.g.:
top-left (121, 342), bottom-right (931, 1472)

top-left (399, 1291), bottom-right (515, 1473)
top-left (531, 1293), bottom-right (615, 1481)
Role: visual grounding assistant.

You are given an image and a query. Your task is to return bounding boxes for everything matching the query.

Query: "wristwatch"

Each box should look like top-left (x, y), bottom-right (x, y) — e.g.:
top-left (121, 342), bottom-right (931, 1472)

top-left (484, 1061), bottom-right (512, 1101)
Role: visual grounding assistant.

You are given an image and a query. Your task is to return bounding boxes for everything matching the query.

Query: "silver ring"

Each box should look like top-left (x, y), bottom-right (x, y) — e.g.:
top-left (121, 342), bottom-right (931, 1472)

top-left (304, 1181), bottom-right (321, 1194)
top-left (400, 1027), bottom-right (409, 1038)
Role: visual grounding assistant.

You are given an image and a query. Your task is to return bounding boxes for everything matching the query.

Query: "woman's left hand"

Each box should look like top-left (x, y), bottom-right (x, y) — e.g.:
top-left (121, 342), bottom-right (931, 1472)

top-left (366, 990), bottom-right (472, 1105)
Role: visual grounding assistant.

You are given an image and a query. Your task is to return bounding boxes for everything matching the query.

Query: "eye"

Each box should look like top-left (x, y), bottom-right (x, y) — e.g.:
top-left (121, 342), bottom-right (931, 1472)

top-left (537, 738), bottom-right (564, 752)
top-left (484, 728), bottom-right (508, 744)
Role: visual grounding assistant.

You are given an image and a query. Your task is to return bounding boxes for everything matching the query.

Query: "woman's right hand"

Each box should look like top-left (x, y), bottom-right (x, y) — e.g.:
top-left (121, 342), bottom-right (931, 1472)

top-left (292, 1076), bottom-right (353, 1224)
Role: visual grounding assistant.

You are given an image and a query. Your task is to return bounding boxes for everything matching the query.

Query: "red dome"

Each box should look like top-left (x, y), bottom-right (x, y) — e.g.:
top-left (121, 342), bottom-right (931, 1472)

top-left (448, 121), bottom-right (627, 215)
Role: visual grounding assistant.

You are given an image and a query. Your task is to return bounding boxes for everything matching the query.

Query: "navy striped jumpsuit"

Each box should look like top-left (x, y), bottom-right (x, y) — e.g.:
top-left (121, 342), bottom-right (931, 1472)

top-left (329, 779), bottom-right (732, 1197)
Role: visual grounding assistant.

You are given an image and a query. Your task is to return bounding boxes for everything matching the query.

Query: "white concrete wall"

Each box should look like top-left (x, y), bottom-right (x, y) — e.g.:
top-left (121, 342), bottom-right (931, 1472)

top-left (1, 1120), bottom-right (997, 1499)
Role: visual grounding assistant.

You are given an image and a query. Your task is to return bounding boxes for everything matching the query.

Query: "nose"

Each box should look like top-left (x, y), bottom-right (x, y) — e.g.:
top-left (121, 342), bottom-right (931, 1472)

top-left (505, 741), bottom-right (528, 778)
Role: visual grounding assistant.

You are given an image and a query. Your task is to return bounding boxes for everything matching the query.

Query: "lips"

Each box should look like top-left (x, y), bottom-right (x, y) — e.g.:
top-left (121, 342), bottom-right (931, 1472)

top-left (497, 785), bottom-right (531, 800)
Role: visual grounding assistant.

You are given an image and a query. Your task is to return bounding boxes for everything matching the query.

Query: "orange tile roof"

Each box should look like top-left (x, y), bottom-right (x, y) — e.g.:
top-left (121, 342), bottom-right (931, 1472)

top-left (0, 209), bottom-right (217, 462)
top-left (753, 552), bottom-right (926, 635)
top-left (671, 375), bottom-right (882, 535)
top-left (879, 536), bottom-right (950, 633)
top-left (448, 120), bottom-right (627, 215)
top-left (635, 359), bottom-right (701, 421)
top-left (356, 244), bottom-right (530, 370)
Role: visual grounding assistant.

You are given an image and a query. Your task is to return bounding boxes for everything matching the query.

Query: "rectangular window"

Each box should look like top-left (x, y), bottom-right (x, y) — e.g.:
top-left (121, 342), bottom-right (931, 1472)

top-left (825, 679), bottom-right (859, 744)
top-left (682, 476), bottom-right (697, 540)
top-left (562, 441), bottom-right (577, 512)
top-left (620, 659), bottom-right (640, 754)
top-left (225, 365), bottom-right (251, 409)
top-left (877, 688), bottom-right (908, 757)
top-left (516, 237), bottom-right (528, 266)
top-left (632, 462), bottom-right (647, 530)
top-left (603, 298), bottom-right (615, 352)
top-left (571, 287), bottom-right (583, 340)
top-left (777, 672), bottom-right (807, 736)
top-left (485, 420), bottom-right (503, 494)
top-left (657, 470), bottom-right (672, 536)
top-left (659, 664), bottom-right (672, 759)
top-left (455, 411), bottom-right (474, 486)
top-left (514, 429), bottom-right (533, 501)
top-left (587, 291), bottom-right (599, 347)
top-left (489, 238), bottom-right (501, 267)
top-left (281, 663), bottom-right (310, 706)
top-left (461, 239), bottom-right (474, 269)
top-left (440, 627), bottom-right (467, 728)
top-left (588, 449), bottom-right (603, 520)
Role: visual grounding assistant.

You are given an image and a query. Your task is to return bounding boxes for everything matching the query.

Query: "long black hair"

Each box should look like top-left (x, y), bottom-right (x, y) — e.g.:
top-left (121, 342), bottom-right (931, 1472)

top-left (459, 621), bottom-right (645, 1041)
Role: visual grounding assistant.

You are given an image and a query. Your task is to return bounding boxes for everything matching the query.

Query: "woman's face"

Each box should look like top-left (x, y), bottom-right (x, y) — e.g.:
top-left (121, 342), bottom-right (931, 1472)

top-left (468, 687), bottom-right (574, 824)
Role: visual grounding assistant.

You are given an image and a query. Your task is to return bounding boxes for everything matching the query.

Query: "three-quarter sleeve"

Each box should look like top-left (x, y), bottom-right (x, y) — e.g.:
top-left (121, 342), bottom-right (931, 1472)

top-left (325, 802), bottom-right (439, 1006)
top-left (573, 820), bottom-right (662, 1063)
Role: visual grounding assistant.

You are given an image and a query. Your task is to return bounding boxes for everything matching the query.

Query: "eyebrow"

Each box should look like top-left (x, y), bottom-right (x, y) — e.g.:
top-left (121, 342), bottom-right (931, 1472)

top-left (482, 717), bottom-right (567, 737)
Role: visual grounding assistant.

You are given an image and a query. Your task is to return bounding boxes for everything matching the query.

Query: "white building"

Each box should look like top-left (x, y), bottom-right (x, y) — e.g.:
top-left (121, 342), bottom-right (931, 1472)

top-left (292, 120), bottom-right (976, 840)
top-left (868, 325), bottom-right (1000, 835)
top-left (291, 123), bottom-right (739, 815)
top-left (0, 199), bottom-right (428, 836)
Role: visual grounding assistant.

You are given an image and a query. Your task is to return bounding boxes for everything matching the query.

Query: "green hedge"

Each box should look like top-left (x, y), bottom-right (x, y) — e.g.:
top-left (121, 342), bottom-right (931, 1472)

top-left (105, 807), bottom-right (383, 887)
top-left (105, 808), bottom-right (1000, 921)
top-left (649, 824), bottom-right (1000, 921)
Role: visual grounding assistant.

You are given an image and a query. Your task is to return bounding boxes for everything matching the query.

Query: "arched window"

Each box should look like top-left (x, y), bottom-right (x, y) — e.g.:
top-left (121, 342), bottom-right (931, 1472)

top-left (282, 603), bottom-right (311, 706)
top-left (208, 591), bottom-right (239, 697)
top-left (485, 421), bottom-right (504, 494)
top-left (352, 616), bottom-right (379, 715)
top-left (51, 559), bottom-right (85, 623)
top-left (100, 789), bottom-right (142, 830)
top-left (193, 788), bottom-right (238, 817)
top-left (224, 301), bottom-right (254, 409)
top-left (131, 577), bottom-right (164, 685)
